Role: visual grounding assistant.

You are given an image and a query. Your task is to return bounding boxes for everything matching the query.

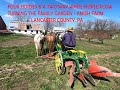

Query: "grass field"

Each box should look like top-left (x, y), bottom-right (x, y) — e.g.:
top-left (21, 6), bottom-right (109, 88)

top-left (0, 33), bottom-right (120, 90)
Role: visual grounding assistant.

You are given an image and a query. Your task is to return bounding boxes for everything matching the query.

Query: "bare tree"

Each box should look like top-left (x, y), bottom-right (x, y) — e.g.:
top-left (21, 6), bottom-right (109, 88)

top-left (108, 20), bottom-right (120, 31)
top-left (76, 22), bottom-right (84, 31)
top-left (76, 22), bottom-right (85, 39)
top-left (76, 19), bottom-right (120, 43)
top-left (14, 16), bottom-right (27, 22)
top-left (44, 22), bottom-right (53, 35)
top-left (14, 15), bottom-right (32, 23)
top-left (83, 20), bottom-right (94, 30)
top-left (53, 21), bottom-right (65, 27)
top-left (94, 19), bottom-right (108, 31)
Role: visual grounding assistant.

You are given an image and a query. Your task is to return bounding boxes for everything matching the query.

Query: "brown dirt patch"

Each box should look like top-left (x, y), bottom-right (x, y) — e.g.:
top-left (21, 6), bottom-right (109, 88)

top-left (0, 36), bottom-right (34, 47)
top-left (0, 62), bottom-right (46, 72)
top-left (0, 61), bottom-right (48, 80)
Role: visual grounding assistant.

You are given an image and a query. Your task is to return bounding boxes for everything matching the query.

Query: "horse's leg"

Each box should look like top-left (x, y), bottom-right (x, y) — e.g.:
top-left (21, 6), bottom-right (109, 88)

top-left (44, 40), bottom-right (47, 54)
top-left (47, 42), bottom-right (50, 54)
top-left (40, 41), bottom-right (44, 55)
top-left (38, 43), bottom-right (43, 56)
top-left (35, 41), bottom-right (42, 56)
top-left (49, 42), bottom-right (53, 53)
top-left (35, 43), bottom-right (39, 57)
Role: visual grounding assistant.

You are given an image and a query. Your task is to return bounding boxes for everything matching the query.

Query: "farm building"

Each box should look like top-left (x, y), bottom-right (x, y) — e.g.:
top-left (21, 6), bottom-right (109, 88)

top-left (0, 16), bottom-right (6, 30)
top-left (0, 16), bottom-right (8, 33)
top-left (53, 27), bottom-right (66, 33)
top-left (8, 20), bottom-right (44, 35)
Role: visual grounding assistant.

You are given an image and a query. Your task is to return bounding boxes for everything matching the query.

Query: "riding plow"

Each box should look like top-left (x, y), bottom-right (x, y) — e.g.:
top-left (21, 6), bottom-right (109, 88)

top-left (55, 50), bottom-right (120, 87)
top-left (54, 43), bottom-right (120, 88)
top-left (36, 34), bottom-right (120, 88)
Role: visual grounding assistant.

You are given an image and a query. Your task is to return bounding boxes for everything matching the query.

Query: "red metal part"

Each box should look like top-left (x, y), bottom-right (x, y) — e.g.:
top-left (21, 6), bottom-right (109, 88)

top-left (88, 60), bottom-right (120, 77)
top-left (62, 60), bottom-right (120, 87)
top-left (65, 61), bottom-right (90, 87)
top-left (65, 61), bottom-right (75, 87)
top-left (78, 73), bottom-right (88, 86)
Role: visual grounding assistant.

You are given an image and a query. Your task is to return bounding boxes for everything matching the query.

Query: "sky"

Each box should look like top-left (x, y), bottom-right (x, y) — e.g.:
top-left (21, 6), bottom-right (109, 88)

top-left (0, 0), bottom-right (120, 28)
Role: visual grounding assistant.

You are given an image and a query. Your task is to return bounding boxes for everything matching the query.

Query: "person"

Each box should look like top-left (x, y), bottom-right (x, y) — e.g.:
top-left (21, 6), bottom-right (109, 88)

top-left (62, 26), bottom-right (76, 51)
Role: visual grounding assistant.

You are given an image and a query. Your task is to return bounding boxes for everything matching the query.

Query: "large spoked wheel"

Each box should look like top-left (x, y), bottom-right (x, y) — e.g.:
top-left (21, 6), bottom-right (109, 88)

top-left (55, 52), bottom-right (66, 75)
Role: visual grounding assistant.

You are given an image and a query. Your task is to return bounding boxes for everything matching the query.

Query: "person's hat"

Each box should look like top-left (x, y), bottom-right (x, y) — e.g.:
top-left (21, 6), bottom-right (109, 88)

top-left (67, 26), bottom-right (74, 32)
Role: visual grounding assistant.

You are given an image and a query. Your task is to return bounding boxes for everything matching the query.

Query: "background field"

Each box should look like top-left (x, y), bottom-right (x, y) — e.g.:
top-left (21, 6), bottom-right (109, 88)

top-left (0, 33), bottom-right (120, 90)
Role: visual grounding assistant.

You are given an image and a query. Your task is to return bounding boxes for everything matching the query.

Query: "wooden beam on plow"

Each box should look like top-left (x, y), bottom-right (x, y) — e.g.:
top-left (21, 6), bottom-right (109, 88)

top-left (35, 52), bottom-right (56, 59)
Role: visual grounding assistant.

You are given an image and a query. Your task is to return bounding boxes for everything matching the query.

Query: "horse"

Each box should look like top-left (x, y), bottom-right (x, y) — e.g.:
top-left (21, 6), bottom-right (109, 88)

top-left (34, 31), bottom-right (45, 57)
top-left (56, 32), bottom-right (66, 46)
top-left (44, 32), bottom-right (56, 54)
top-left (34, 30), bottom-right (56, 57)
top-left (58, 32), bottom-right (66, 41)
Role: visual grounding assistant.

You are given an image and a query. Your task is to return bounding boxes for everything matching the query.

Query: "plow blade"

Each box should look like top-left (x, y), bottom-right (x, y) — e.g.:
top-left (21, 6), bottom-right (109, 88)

top-left (78, 73), bottom-right (88, 87)
top-left (77, 73), bottom-right (96, 87)
top-left (88, 60), bottom-right (120, 77)
top-left (83, 73), bottom-right (96, 86)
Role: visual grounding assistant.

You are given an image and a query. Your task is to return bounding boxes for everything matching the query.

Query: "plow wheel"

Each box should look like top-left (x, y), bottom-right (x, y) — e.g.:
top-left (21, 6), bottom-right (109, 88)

top-left (55, 53), bottom-right (66, 75)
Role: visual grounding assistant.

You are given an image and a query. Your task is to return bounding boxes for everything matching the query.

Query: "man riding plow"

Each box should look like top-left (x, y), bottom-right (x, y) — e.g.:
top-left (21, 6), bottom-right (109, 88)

top-left (34, 26), bottom-right (120, 89)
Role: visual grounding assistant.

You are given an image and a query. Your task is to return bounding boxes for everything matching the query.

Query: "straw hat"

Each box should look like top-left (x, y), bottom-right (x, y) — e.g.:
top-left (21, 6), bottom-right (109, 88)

top-left (67, 26), bottom-right (74, 32)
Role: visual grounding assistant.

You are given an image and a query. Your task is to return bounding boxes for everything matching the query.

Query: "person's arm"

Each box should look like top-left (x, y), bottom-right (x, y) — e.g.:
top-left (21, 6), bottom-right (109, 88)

top-left (62, 34), bottom-right (65, 41)
top-left (74, 34), bottom-right (76, 45)
top-left (75, 34), bottom-right (76, 40)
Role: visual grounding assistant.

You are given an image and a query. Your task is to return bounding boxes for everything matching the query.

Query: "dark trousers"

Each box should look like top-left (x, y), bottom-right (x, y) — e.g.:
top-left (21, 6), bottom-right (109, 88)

top-left (62, 43), bottom-right (74, 51)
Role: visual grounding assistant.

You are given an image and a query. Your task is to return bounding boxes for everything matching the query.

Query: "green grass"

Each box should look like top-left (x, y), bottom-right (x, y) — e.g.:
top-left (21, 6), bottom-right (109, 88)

top-left (76, 38), bottom-right (120, 56)
top-left (0, 34), bottom-right (26, 42)
top-left (0, 44), bottom-right (38, 65)
top-left (0, 34), bottom-right (120, 90)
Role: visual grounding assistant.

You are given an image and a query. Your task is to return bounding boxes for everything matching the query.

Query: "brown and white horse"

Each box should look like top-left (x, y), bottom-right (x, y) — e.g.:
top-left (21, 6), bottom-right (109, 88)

top-left (34, 31), bottom-right (56, 57)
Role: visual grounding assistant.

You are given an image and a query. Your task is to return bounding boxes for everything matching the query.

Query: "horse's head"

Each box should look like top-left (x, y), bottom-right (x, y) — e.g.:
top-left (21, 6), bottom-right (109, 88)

top-left (39, 30), bottom-right (45, 35)
top-left (56, 32), bottom-right (65, 41)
